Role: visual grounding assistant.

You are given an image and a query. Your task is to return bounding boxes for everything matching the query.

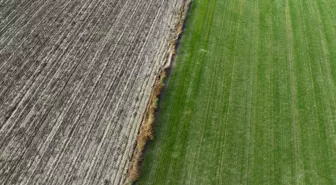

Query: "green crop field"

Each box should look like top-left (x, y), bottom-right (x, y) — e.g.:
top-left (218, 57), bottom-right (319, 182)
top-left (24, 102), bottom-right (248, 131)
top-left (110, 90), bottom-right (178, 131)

top-left (138, 0), bottom-right (336, 184)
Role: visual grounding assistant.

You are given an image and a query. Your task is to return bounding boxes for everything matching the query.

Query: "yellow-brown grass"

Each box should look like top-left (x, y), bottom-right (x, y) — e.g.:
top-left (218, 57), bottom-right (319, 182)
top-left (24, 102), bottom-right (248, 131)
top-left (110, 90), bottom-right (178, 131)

top-left (125, 1), bottom-right (190, 184)
top-left (127, 71), bottom-right (165, 182)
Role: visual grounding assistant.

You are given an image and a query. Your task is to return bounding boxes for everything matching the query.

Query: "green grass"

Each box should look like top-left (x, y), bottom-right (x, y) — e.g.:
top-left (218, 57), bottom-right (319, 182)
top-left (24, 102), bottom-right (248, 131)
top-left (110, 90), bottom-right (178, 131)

top-left (138, 0), bottom-right (336, 184)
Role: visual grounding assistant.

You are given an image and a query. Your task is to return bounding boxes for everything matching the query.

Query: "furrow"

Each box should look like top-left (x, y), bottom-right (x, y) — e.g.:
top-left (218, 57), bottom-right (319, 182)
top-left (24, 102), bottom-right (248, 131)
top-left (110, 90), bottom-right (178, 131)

top-left (0, 0), bottom-right (90, 126)
top-left (25, 1), bottom-right (143, 184)
top-left (0, 0), bottom-right (99, 138)
top-left (3, 1), bottom-right (125, 184)
top-left (78, 1), bottom-right (164, 184)
top-left (0, 0), bottom-right (103, 172)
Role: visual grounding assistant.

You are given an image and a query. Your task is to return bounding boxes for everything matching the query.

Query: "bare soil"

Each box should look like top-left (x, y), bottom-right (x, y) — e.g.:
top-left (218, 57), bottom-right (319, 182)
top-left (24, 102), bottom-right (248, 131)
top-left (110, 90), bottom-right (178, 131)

top-left (0, 0), bottom-right (184, 184)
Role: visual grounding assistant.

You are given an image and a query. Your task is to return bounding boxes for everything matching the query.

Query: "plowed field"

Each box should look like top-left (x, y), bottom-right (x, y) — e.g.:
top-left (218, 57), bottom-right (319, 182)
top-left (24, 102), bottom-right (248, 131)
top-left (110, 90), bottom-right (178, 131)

top-left (0, 0), bottom-right (184, 184)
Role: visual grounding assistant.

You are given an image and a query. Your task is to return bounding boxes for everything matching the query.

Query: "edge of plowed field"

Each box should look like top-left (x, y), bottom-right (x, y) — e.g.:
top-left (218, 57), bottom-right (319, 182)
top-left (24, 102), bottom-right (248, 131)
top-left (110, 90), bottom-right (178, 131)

top-left (124, 1), bottom-right (191, 184)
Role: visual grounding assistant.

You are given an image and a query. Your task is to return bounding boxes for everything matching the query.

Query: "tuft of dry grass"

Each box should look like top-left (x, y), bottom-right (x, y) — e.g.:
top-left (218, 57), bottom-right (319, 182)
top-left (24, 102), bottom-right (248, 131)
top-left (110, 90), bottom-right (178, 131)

top-left (127, 72), bottom-right (165, 182)
top-left (168, 1), bottom-right (190, 57)
top-left (125, 1), bottom-right (190, 184)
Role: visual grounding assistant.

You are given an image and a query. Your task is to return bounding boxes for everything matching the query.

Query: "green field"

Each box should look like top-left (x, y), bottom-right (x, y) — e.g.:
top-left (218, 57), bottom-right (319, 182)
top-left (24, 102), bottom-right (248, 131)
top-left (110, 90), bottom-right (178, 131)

top-left (138, 0), bottom-right (336, 184)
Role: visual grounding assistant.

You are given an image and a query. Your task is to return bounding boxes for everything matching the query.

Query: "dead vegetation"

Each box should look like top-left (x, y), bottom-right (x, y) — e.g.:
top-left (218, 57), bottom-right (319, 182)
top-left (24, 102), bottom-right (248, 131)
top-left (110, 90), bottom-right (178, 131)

top-left (125, 0), bottom-right (191, 184)
top-left (167, 0), bottom-right (191, 66)
top-left (127, 71), bottom-right (165, 182)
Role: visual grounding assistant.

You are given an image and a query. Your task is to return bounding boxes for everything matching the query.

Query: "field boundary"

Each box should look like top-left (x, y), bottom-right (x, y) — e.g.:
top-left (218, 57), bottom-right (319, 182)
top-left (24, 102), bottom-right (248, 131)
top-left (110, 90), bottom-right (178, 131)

top-left (124, 0), bottom-right (191, 184)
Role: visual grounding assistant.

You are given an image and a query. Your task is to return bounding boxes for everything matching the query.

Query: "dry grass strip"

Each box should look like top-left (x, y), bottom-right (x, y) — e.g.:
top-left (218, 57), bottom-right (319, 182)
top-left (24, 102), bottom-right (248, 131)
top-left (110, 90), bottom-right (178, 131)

top-left (125, 1), bottom-right (191, 184)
